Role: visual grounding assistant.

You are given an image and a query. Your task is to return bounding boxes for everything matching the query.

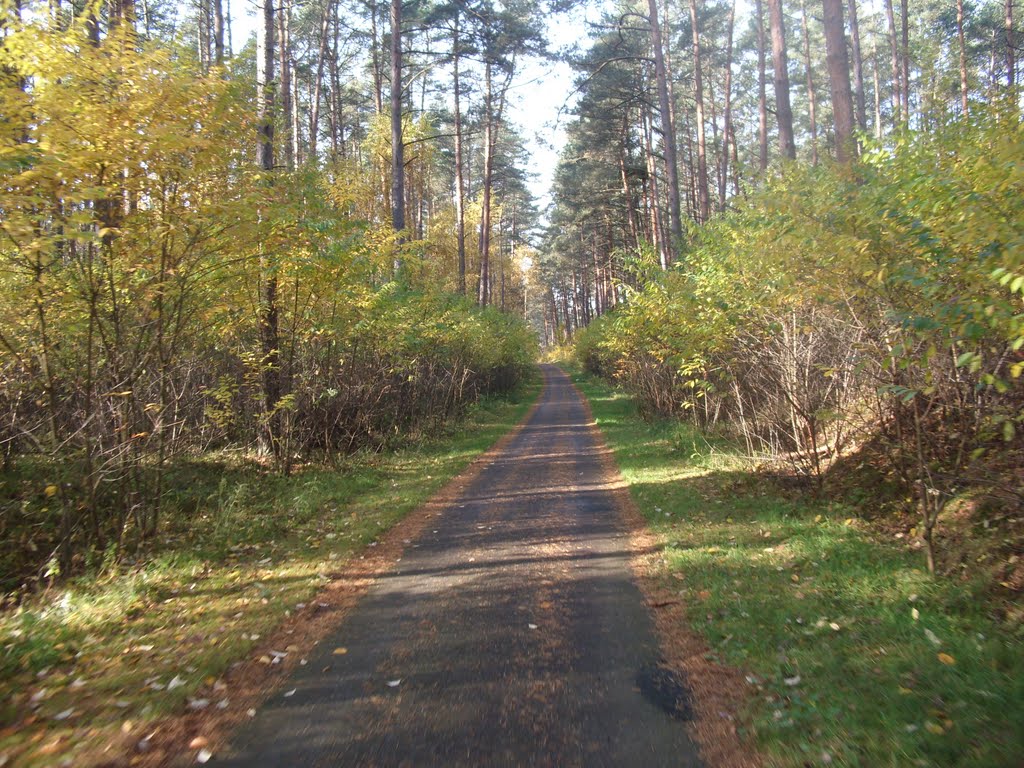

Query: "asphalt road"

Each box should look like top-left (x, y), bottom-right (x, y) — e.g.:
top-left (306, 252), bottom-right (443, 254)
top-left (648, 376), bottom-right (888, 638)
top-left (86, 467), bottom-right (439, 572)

top-left (220, 365), bottom-right (702, 767)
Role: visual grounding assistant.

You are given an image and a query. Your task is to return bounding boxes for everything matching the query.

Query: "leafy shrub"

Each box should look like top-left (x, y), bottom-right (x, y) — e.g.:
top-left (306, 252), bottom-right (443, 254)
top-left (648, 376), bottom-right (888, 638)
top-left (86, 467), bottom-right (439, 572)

top-left (579, 106), bottom-right (1023, 570)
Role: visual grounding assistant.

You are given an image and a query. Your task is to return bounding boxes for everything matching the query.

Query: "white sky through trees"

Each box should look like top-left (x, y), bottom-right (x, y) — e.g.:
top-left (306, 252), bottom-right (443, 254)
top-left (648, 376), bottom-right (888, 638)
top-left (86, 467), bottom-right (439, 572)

top-left (222, 0), bottom-right (592, 212)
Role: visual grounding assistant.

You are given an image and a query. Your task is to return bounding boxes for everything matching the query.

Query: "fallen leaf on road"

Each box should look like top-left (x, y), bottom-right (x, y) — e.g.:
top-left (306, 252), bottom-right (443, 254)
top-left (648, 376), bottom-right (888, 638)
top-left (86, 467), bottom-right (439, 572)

top-left (332, 647), bottom-right (348, 655)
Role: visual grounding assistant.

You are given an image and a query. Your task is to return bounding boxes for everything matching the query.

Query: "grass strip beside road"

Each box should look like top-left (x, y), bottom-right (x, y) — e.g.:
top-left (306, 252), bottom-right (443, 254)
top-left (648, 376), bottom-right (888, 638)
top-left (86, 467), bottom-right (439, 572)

top-left (0, 377), bottom-right (541, 767)
top-left (569, 367), bottom-right (1023, 768)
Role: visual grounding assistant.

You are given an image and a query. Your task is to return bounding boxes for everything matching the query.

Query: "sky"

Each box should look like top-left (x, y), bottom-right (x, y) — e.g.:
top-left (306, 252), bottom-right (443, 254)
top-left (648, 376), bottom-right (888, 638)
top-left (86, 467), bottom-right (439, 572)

top-left (222, 0), bottom-right (593, 211)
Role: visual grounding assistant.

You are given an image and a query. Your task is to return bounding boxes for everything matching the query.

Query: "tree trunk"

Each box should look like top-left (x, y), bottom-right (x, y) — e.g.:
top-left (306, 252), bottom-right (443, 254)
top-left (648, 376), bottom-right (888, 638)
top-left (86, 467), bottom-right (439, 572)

top-left (453, 17), bottom-right (467, 295)
top-left (330, 13), bottom-right (343, 159)
top-left (755, 0), bottom-right (769, 171)
top-left (800, 0), bottom-right (819, 165)
top-left (823, 0), bottom-right (855, 161)
top-left (390, 0), bottom-right (405, 234)
top-left (257, 0), bottom-right (281, 453)
top-left (767, 0), bottom-right (797, 159)
top-left (278, 0), bottom-right (295, 170)
top-left (478, 61), bottom-right (495, 306)
top-left (1007, 0), bottom-right (1016, 88)
top-left (958, 0), bottom-right (968, 114)
top-left (213, 0), bottom-right (224, 65)
top-left (871, 31), bottom-right (883, 138)
top-left (689, 0), bottom-right (710, 222)
top-left (646, 0), bottom-right (683, 245)
top-left (369, 0), bottom-right (383, 114)
top-left (847, 0), bottom-right (866, 131)
top-left (900, 0), bottom-right (909, 120)
top-left (883, 0), bottom-right (902, 125)
top-left (719, 0), bottom-right (735, 211)
top-left (308, 0), bottom-right (336, 161)
top-left (619, 123), bottom-right (640, 248)
top-left (641, 107), bottom-right (665, 267)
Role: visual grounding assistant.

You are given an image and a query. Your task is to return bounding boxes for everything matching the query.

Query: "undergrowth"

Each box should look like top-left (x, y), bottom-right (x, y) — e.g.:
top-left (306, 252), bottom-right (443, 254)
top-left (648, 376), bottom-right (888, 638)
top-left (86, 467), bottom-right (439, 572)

top-left (0, 375), bottom-right (540, 767)
top-left (570, 366), bottom-right (1023, 768)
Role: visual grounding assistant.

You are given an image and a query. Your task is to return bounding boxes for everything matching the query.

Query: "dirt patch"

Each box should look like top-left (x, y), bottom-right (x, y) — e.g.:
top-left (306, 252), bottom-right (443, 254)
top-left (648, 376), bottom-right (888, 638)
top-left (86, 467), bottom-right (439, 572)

top-left (571, 378), bottom-right (762, 768)
top-left (100, 395), bottom-right (544, 768)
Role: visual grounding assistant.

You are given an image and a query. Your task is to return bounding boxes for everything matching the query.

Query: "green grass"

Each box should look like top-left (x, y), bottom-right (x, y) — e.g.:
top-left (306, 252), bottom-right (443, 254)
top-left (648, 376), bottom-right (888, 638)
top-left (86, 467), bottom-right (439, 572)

top-left (0, 376), bottom-right (541, 766)
top-left (569, 366), bottom-right (1023, 768)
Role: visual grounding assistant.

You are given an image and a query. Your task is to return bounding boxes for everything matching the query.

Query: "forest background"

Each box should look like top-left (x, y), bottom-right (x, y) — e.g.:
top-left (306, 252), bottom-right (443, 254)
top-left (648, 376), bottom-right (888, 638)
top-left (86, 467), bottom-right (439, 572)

top-left (0, 0), bottom-right (1021, 761)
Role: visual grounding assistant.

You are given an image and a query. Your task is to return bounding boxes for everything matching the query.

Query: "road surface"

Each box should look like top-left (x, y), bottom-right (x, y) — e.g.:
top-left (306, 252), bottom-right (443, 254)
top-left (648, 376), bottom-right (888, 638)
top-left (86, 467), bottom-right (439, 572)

top-left (221, 365), bottom-right (701, 767)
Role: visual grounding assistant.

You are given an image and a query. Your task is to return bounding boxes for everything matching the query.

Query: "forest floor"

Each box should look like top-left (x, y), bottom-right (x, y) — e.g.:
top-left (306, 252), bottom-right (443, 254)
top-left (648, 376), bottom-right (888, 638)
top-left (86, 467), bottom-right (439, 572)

top-left (4, 365), bottom-right (1020, 767)
top-left (0, 378), bottom-right (540, 767)
top-left (569, 366), bottom-right (1023, 768)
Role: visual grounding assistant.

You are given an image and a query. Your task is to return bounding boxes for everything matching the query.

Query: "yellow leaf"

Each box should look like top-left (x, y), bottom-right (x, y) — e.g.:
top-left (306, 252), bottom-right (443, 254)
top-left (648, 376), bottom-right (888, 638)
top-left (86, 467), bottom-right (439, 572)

top-left (44, 485), bottom-right (58, 498)
top-left (937, 653), bottom-right (955, 666)
top-left (925, 721), bottom-right (944, 735)
top-left (332, 647), bottom-right (348, 655)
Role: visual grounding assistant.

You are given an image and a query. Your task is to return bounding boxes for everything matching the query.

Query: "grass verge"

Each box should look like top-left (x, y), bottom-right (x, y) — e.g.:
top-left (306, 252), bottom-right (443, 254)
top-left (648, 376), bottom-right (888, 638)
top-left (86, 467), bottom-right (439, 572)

top-left (0, 376), bottom-right (541, 767)
top-left (569, 366), bottom-right (1023, 768)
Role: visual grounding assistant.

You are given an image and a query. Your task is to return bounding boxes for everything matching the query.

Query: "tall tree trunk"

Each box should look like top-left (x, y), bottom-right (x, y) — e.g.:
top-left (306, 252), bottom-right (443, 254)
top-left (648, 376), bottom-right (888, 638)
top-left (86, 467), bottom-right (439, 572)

top-left (646, 0), bottom-right (683, 245)
top-left (478, 60), bottom-right (514, 306)
top-left (257, 0), bottom-right (281, 453)
top-left (478, 61), bottom-right (494, 305)
top-left (800, 0), bottom-right (819, 165)
top-left (308, 0), bottom-right (336, 161)
top-left (213, 0), bottom-right (224, 64)
top-left (330, 13), bottom-right (343, 159)
top-left (369, 0), bottom-right (384, 114)
top-left (847, 0), bottom-right (866, 131)
top-left (900, 0), bottom-right (909, 120)
top-left (719, 0), bottom-right (735, 211)
top-left (278, 0), bottom-right (295, 170)
top-left (958, 0), bottom-right (968, 113)
top-left (390, 0), bottom-right (405, 234)
top-left (884, 0), bottom-right (902, 125)
top-left (767, 0), bottom-right (797, 159)
top-left (641, 107), bottom-right (665, 267)
top-left (823, 0), bottom-right (856, 161)
top-left (619, 122), bottom-right (640, 248)
top-left (453, 17), bottom-right (467, 295)
top-left (1007, 0), bottom-right (1016, 87)
top-left (729, 122), bottom-right (741, 195)
top-left (872, 31), bottom-right (883, 137)
top-left (689, 0), bottom-right (710, 222)
top-left (755, 0), bottom-right (769, 171)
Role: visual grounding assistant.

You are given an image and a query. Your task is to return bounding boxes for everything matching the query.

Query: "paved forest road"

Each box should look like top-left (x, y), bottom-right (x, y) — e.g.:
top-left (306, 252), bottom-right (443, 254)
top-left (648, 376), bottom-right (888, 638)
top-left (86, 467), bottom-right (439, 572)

top-left (221, 365), bottom-right (701, 767)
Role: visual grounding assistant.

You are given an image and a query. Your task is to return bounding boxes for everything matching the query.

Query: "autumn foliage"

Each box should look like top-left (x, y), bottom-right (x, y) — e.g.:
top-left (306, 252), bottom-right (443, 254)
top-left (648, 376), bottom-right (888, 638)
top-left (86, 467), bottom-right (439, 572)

top-left (0, 23), bottom-right (535, 583)
top-left (575, 109), bottom-right (1023, 571)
